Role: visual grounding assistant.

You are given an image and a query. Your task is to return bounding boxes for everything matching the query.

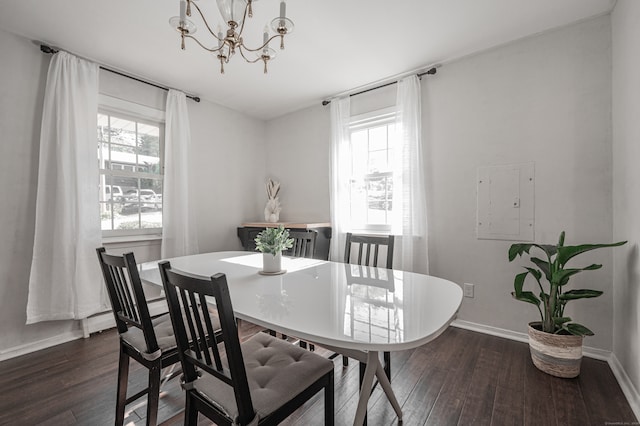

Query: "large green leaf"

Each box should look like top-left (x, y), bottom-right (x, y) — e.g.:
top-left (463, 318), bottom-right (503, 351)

top-left (508, 243), bottom-right (556, 262)
top-left (559, 289), bottom-right (603, 300)
top-left (563, 323), bottom-right (595, 336)
top-left (556, 241), bottom-right (627, 266)
top-left (513, 272), bottom-right (528, 295)
top-left (552, 265), bottom-right (602, 286)
top-left (524, 267), bottom-right (542, 281)
top-left (511, 291), bottom-right (541, 306)
top-left (539, 244), bottom-right (558, 257)
top-left (509, 244), bottom-right (531, 261)
top-left (553, 317), bottom-right (572, 325)
top-left (513, 271), bottom-right (541, 306)
top-left (561, 264), bottom-right (602, 286)
top-left (530, 257), bottom-right (551, 281)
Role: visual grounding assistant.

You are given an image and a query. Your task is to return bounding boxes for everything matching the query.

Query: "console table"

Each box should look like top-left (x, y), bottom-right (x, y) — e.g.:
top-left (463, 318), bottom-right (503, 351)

top-left (237, 222), bottom-right (332, 260)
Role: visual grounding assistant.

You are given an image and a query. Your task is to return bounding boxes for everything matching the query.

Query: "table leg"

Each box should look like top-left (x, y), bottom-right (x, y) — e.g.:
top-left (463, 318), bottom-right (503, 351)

top-left (375, 357), bottom-right (402, 419)
top-left (317, 344), bottom-right (403, 425)
top-left (353, 351), bottom-right (378, 426)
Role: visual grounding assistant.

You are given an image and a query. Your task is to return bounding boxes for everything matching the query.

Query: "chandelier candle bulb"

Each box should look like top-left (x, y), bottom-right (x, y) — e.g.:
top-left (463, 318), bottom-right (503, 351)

top-left (217, 25), bottom-right (224, 48)
top-left (180, 0), bottom-right (186, 25)
top-left (263, 25), bottom-right (269, 54)
top-left (280, 1), bottom-right (286, 19)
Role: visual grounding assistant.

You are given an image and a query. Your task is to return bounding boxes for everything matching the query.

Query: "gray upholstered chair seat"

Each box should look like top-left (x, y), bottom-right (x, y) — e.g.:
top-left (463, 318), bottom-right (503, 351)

top-left (193, 332), bottom-right (334, 423)
top-left (121, 313), bottom-right (221, 360)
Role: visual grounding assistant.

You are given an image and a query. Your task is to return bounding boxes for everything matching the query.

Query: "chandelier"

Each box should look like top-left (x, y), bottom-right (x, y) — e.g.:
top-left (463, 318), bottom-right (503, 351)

top-left (170, 0), bottom-right (294, 74)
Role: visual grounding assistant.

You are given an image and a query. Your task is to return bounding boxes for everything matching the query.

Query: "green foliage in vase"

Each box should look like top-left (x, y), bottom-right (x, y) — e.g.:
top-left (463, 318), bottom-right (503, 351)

top-left (508, 231), bottom-right (626, 337)
top-left (254, 225), bottom-right (294, 255)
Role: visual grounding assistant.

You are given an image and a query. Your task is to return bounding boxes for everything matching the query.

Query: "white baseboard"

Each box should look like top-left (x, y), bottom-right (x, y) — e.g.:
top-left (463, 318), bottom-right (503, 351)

top-left (451, 319), bottom-right (611, 361)
top-left (451, 319), bottom-right (640, 421)
top-left (451, 319), bottom-right (530, 344)
top-left (609, 353), bottom-right (640, 421)
top-left (0, 330), bottom-right (84, 362)
top-left (0, 298), bottom-right (169, 362)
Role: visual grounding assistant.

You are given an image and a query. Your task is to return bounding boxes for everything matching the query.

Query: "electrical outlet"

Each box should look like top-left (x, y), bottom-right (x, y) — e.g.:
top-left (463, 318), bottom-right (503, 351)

top-left (464, 283), bottom-right (475, 298)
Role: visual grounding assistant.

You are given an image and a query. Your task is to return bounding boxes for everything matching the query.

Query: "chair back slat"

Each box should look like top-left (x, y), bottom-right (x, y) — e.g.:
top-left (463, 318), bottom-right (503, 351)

top-left (159, 261), bottom-right (256, 425)
top-left (96, 248), bottom-right (159, 353)
top-left (178, 287), bottom-right (227, 378)
top-left (285, 230), bottom-right (317, 258)
top-left (344, 232), bottom-right (395, 269)
top-left (113, 264), bottom-right (138, 323)
top-left (200, 293), bottom-right (224, 371)
top-left (189, 290), bottom-right (214, 366)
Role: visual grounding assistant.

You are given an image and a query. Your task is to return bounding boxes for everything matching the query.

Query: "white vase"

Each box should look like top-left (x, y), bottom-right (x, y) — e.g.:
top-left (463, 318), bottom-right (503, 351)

top-left (262, 252), bottom-right (282, 273)
top-left (264, 198), bottom-right (281, 223)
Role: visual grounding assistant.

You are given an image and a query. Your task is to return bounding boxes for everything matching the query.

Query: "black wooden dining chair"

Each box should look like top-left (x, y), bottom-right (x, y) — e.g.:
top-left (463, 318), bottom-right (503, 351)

top-left (344, 232), bottom-right (395, 270)
top-left (280, 230), bottom-right (318, 348)
top-left (96, 247), bottom-right (185, 426)
top-left (285, 230), bottom-right (317, 258)
top-left (158, 261), bottom-right (335, 426)
top-left (341, 233), bottom-right (395, 385)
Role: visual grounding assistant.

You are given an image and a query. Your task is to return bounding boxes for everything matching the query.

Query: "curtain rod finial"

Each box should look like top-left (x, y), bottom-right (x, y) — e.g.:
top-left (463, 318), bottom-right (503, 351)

top-left (39, 44), bottom-right (59, 54)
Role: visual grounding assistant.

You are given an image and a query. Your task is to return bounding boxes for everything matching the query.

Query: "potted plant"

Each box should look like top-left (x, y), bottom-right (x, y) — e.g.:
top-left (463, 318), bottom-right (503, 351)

top-left (508, 231), bottom-right (626, 378)
top-left (254, 225), bottom-right (294, 274)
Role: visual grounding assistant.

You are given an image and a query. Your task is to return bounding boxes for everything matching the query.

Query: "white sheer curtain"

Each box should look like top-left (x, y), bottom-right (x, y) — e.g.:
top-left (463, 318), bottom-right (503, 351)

top-left (161, 89), bottom-right (199, 259)
top-left (329, 96), bottom-right (351, 261)
top-left (27, 51), bottom-right (105, 324)
top-left (393, 75), bottom-right (429, 273)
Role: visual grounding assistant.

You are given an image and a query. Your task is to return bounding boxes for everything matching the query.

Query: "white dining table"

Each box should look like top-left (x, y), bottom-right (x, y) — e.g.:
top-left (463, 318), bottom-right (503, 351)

top-left (139, 251), bottom-right (463, 426)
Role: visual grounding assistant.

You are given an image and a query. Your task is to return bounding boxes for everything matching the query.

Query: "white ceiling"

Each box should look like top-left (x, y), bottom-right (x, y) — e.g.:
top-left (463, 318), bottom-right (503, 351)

top-left (0, 0), bottom-right (616, 120)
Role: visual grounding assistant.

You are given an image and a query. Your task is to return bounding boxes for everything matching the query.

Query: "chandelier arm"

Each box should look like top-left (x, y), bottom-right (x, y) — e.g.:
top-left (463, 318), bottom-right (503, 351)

top-left (241, 34), bottom-right (283, 53)
top-left (237, 1), bottom-right (251, 37)
top-left (184, 34), bottom-right (224, 53)
top-left (238, 46), bottom-right (263, 64)
top-left (189, 0), bottom-right (223, 42)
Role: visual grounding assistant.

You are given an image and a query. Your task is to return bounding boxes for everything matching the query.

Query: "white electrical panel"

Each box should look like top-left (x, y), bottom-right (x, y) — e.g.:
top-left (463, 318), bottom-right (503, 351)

top-left (477, 162), bottom-right (534, 241)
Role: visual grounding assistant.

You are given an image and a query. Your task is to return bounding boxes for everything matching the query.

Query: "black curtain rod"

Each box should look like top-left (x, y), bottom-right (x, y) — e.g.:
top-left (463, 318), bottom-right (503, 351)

top-left (321, 67), bottom-right (437, 106)
top-left (40, 44), bottom-right (201, 103)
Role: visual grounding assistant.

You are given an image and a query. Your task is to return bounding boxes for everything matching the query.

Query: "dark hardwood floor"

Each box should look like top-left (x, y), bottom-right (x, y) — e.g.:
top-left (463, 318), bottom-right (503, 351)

top-left (0, 324), bottom-right (636, 426)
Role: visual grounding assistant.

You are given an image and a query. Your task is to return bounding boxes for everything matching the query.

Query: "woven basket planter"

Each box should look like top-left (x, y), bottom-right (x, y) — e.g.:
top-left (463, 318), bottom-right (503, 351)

top-left (527, 322), bottom-right (584, 378)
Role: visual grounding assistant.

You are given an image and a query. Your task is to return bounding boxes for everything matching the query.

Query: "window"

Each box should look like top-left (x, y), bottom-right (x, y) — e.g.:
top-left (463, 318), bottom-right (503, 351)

top-left (98, 107), bottom-right (164, 236)
top-left (348, 109), bottom-right (397, 232)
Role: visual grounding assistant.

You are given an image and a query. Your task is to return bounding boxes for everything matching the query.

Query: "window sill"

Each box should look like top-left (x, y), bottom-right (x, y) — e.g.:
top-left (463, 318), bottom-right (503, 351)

top-left (102, 234), bottom-right (162, 245)
top-left (349, 229), bottom-right (394, 236)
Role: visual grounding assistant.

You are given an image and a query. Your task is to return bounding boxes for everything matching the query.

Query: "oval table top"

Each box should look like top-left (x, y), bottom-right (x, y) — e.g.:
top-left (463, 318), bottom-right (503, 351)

top-left (140, 251), bottom-right (463, 352)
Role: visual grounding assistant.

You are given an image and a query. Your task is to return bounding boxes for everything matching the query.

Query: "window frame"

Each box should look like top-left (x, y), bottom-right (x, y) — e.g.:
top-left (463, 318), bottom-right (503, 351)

top-left (348, 107), bottom-right (397, 234)
top-left (98, 95), bottom-right (165, 238)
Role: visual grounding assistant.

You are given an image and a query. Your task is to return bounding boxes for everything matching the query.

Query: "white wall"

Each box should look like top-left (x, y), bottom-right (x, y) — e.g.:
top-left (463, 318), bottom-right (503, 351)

top-left (428, 16), bottom-right (613, 350)
top-left (612, 0), bottom-right (640, 411)
top-left (0, 28), bottom-right (266, 357)
top-left (265, 104), bottom-right (331, 222)
top-left (188, 99), bottom-right (267, 251)
top-left (265, 16), bottom-right (616, 351)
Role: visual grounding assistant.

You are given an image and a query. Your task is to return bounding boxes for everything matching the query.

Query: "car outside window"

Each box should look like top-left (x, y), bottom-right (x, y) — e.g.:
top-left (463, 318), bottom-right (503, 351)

top-left (98, 110), bottom-right (164, 236)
